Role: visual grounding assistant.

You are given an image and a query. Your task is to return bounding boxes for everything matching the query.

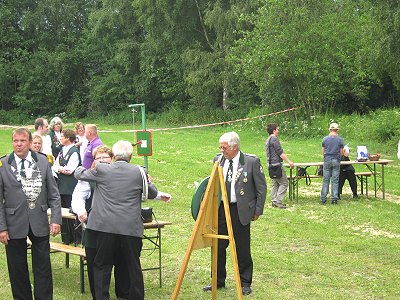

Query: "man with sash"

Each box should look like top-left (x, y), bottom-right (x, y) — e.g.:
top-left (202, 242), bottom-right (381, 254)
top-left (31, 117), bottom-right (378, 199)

top-left (0, 127), bottom-right (61, 300)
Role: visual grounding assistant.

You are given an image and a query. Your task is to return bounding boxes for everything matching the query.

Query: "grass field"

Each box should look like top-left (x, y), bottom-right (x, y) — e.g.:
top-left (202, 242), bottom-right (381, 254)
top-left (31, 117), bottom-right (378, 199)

top-left (0, 124), bottom-right (399, 299)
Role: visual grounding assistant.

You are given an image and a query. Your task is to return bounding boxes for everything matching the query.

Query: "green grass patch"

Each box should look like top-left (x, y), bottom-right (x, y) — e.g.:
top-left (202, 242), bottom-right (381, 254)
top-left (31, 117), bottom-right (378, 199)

top-left (0, 122), bottom-right (399, 299)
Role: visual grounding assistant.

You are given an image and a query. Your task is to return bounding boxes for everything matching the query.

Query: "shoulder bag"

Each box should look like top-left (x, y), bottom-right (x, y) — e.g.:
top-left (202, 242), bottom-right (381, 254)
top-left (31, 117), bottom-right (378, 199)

top-left (267, 138), bottom-right (282, 179)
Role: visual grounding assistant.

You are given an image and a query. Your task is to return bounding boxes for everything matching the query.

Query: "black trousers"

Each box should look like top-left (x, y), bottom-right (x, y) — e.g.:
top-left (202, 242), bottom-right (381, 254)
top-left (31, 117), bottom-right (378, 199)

top-left (85, 243), bottom-right (130, 300)
top-left (5, 227), bottom-right (52, 300)
top-left (216, 203), bottom-right (253, 287)
top-left (61, 194), bottom-right (82, 244)
top-left (93, 231), bottom-right (143, 300)
top-left (339, 169), bottom-right (357, 196)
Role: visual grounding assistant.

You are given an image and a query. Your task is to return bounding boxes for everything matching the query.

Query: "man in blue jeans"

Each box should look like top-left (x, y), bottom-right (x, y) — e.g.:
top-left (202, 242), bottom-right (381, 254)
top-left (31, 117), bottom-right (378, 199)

top-left (321, 123), bottom-right (344, 204)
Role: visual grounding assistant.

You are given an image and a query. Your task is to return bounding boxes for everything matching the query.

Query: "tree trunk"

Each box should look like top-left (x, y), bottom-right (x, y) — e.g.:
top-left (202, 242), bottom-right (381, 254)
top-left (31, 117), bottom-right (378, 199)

top-left (222, 80), bottom-right (229, 111)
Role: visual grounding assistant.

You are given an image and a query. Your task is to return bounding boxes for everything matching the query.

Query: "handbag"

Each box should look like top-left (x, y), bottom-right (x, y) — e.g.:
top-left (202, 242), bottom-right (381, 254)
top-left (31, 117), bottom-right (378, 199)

top-left (141, 207), bottom-right (153, 223)
top-left (297, 166), bottom-right (309, 177)
top-left (317, 165), bottom-right (323, 176)
top-left (267, 138), bottom-right (282, 179)
top-left (268, 164), bottom-right (282, 179)
top-left (296, 166), bottom-right (311, 186)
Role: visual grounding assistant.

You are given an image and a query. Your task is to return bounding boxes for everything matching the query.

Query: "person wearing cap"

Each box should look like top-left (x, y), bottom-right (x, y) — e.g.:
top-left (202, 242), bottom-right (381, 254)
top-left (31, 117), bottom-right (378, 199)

top-left (321, 123), bottom-right (344, 204)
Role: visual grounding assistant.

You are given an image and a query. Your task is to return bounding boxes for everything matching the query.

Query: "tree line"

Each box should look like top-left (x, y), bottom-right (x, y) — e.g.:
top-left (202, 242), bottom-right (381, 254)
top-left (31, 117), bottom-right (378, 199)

top-left (0, 0), bottom-right (399, 120)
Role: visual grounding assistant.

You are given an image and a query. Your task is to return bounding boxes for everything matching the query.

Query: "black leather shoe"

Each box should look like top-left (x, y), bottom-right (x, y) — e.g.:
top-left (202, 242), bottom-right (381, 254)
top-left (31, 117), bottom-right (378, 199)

top-left (203, 284), bottom-right (225, 291)
top-left (242, 286), bottom-right (252, 295)
top-left (331, 200), bottom-right (338, 204)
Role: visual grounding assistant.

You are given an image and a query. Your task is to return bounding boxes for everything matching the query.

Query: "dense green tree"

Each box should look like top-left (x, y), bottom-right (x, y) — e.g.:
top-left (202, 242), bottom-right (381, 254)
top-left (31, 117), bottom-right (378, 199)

top-left (0, 0), bottom-right (399, 120)
top-left (133, 0), bottom-right (262, 111)
top-left (0, 0), bottom-right (96, 116)
top-left (360, 1), bottom-right (400, 108)
top-left (79, 0), bottom-right (147, 115)
top-left (230, 0), bottom-right (377, 116)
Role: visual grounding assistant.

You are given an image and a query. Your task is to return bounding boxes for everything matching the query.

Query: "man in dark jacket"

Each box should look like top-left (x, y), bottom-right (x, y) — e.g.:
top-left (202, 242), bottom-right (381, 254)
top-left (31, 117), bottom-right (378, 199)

top-left (0, 127), bottom-right (61, 300)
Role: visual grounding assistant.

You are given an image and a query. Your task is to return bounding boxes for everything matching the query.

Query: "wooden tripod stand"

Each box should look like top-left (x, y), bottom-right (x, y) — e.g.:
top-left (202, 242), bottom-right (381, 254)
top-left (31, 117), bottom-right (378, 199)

top-left (171, 161), bottom-right (243, 300)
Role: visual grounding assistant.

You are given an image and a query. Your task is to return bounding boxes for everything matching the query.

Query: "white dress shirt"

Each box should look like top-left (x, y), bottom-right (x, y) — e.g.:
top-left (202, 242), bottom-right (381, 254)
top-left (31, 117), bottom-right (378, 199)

top-left (71, 180), bottom-right (91, 216)
top-left (223, 152), bottom-right (240, 203)
top-left (52, 144), bottom-right (80, 173)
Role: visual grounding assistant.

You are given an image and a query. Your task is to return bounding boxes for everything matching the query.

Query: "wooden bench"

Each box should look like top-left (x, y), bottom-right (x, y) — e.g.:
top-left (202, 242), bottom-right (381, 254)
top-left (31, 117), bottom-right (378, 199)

top-left (49, 242), bottom-right (86, 293)
top-left (287, 171), bottom-right (374, 200)
top-left (29, 220), bottom-right (171, 294)
top-left (27, 239), bottom-right (87, 293)
top-left (355, 171), bottom-right (374, 196)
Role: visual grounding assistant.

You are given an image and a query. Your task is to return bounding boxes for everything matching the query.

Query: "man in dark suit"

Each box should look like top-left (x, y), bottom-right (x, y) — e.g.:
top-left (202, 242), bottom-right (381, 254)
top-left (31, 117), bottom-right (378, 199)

top-left (75, 140), bottom-right (171, 300)
top-left (203, 131), bottom-right (267, 296)
top-left (0, 127), bottom-right (62, 300)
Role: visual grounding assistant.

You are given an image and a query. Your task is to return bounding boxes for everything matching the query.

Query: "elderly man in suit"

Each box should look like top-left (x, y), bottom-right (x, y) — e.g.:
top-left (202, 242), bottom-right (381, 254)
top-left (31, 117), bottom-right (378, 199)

top-left (203, 131), bottom-right (267, 296)
top-left (74, 140), bottom-right (171, 300)
top-left (0, 127), bottom-right (62, 300)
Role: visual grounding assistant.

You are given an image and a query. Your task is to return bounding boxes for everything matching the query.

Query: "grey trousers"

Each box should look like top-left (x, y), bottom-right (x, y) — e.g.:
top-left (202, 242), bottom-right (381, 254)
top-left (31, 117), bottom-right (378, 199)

top-left (271, 167), bottom-right (288, 204)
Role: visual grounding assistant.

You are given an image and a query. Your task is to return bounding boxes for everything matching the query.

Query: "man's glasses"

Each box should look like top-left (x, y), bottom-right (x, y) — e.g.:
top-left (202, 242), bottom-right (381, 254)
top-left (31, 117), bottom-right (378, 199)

top-left (94, 156), bottom-right (111, 161)
top-left (219, 145), bottom-right (231, 151)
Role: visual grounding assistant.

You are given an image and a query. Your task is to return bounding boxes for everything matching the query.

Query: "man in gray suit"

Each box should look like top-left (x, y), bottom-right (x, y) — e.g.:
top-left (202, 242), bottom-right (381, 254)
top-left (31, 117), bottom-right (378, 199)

top-left (203, 131), bottom-right (267, 296)
top-left (75, 140), bottom-right (171, 300)
top-left (0, 127), bottom-right (62, 300)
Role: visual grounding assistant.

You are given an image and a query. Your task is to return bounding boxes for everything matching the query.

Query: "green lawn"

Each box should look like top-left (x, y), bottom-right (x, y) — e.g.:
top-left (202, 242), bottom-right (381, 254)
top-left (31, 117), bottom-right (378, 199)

top-left (1, 125), bottom-right (399, 299)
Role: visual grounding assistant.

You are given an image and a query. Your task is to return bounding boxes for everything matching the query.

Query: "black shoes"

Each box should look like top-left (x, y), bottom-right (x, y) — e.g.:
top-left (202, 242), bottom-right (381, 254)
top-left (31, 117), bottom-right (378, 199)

top-left (203, 284), bottom-right (225, 291)
top-left (242, 286), bottom-right (252, 295)
top-left (272, 202), bottom-right (286, 209)
top-left (203, 284), bottom-right (252, 296)
top-left (331, 200), bottom-right (338, 204)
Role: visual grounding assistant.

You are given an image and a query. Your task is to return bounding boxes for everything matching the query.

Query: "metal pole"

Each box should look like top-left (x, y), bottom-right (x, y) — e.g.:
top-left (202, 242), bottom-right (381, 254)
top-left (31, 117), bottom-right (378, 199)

top-left (128, 104), bottom-right (148, 170)
top-left (141, 105), bottom-right (148, 170)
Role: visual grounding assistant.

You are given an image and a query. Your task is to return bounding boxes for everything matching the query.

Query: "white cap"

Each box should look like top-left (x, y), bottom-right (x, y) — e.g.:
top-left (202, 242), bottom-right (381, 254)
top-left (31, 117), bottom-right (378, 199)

top-left (329, 123), bottom-right (339, 130)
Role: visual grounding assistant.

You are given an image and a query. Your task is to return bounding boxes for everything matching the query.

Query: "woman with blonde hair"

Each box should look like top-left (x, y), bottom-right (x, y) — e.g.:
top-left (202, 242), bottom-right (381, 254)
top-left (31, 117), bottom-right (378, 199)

top-left (31, 133), bottom-right (43, 152)
top-left (74, 122), bottom-right (88, 160)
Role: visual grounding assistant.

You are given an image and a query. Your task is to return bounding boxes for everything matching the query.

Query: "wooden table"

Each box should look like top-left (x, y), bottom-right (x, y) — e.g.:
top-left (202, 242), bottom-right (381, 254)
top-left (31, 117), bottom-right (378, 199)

top-left (47, 208), bottom-right (172, 291)
top-left (284, 159), bottom-right (394, 201)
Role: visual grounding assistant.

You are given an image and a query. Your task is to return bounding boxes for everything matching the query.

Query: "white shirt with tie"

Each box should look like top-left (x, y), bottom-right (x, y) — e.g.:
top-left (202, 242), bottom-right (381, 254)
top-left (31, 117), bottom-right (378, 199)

top-left (14, 152), bottom-right (33, 173)
top-left (223, 152), bottom-right (240, 203)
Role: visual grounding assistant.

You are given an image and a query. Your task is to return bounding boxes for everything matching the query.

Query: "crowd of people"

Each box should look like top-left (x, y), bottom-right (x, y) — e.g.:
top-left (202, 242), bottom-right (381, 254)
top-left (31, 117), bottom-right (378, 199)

top-left (0, 118), bottom-right (396, 299)
top-left (0, 117), bottom-right (171, 300)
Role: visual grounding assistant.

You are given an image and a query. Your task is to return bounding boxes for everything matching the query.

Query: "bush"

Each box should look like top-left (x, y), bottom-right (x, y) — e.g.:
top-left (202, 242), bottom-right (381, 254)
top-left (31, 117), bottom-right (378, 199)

top-left (156, 102), bottom-right (248, 127)
top-left (0, 109), bottom-right (31, 125)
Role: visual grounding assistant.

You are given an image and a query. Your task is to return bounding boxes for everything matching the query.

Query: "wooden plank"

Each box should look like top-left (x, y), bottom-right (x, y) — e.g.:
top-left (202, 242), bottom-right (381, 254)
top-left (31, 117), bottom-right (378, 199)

top-left (49, 242), bottom-right (86, 258)
top-left (288, 172), bottom-right (374, 180)
top-left (354, 172), bottom-right (374, 176)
